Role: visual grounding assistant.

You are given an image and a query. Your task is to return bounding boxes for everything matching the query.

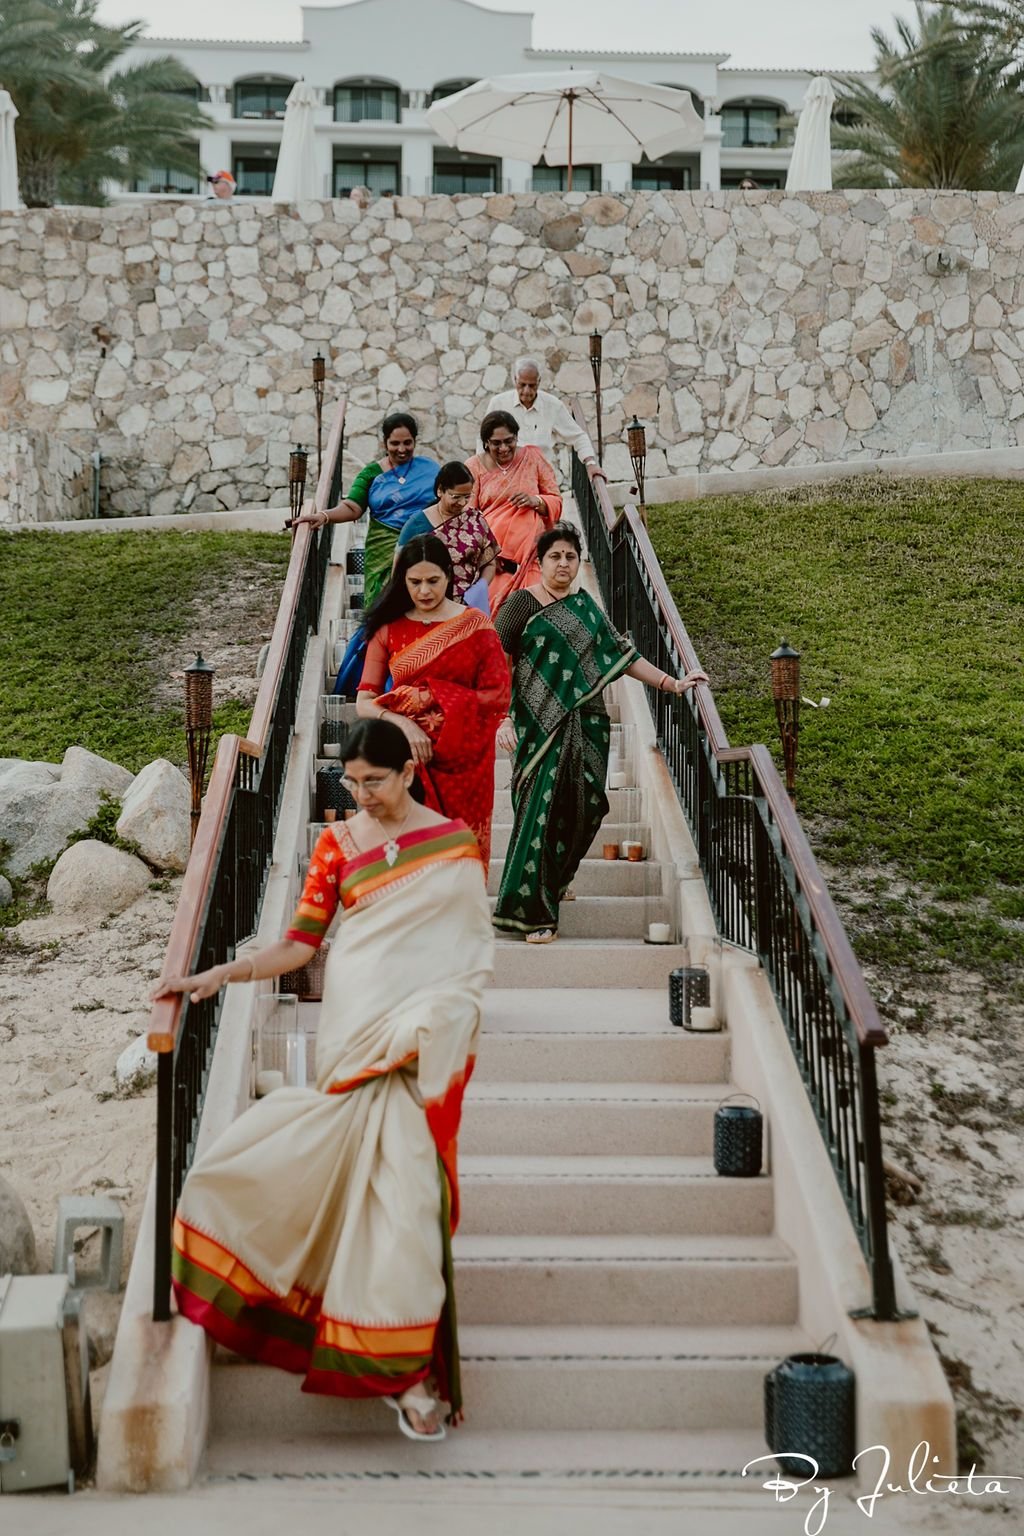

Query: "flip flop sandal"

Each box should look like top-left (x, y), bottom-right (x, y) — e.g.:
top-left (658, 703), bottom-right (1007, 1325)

top-left (384, 1390), bottom-right (447, 1442)
top-left (525, 928), bottom-right (558, 944)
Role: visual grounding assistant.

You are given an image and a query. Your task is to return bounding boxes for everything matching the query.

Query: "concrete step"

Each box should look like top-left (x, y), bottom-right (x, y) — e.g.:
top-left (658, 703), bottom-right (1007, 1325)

top-left (491, 786), bottom-right (642, 820)
top-left (203, 1426), bottom-right (776, 1482)
top-left (488, 894), bottom-right (667, 940)
top-left (453, 1234), bottom-right (798, 1326)
top-left (482, 988), bottom-right (686, 1034)
top-left (490, 822), bottom-right (642, 860)
top-left (460, 1080), bottom-right (728, 1157)
top-left (487, 856), bottom-right (653, 898)
top-left (208, 1324), bottom-right (806, 1438)
top-left (459, 1156), bottom-right (774, 1236)
top-left (476, 1030), bottom-right (728, 1085)
top-left (491, 939), bottom-right (688, 989)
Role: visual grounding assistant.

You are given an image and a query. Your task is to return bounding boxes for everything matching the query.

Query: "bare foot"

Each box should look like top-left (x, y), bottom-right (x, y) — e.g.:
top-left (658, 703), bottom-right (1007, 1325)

top-left (398, 1386), bottom-right (442, 1436)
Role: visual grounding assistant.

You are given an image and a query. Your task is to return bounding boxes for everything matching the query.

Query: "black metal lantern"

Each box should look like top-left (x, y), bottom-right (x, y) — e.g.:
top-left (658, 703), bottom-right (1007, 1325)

top-left (315, 763), bottom-right (357, 821)
top-left (184, 653), bottom-right (215, 847)
top-left (669, 966), bottom-right (710, 1028)
top-left (288, 444), bottom-right (309, 525)
top-left (589, 330), bottom-right (604, 465)
top-left (627, 416), bottom-right (647, 524)
top-left (765, 1352), bottom-right (856, 1478)
top-left (714, 1094), bottom-right (763, 1178)
top-left (770, 639), bottom-right (801, 804)
top-left (312, 352), bottom-right (326, 480)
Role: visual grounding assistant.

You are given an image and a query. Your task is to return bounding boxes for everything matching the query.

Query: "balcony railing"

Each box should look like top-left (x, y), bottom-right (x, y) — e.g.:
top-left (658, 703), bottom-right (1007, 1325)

top-left (571, 420), bottom-right (897, 1322)
top-left (148, 400), bottom-right (346, 1321)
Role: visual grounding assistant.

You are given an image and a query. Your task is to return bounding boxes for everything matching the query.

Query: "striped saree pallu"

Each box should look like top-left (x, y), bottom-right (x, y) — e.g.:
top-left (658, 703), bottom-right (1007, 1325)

top-left (172, 825), bottom-right (493, 1414)
top-left (493, 590), bottom-right (636, 935)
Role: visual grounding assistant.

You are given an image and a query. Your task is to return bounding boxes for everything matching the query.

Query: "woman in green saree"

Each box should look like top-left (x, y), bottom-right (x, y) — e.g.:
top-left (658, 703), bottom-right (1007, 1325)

top-left (493, 523), bottom-right (707, 944)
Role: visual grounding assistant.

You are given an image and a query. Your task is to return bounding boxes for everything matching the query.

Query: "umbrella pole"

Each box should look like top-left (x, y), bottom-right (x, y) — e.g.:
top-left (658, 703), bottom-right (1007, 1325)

top-left (567, 91), bottom-right (574, 193)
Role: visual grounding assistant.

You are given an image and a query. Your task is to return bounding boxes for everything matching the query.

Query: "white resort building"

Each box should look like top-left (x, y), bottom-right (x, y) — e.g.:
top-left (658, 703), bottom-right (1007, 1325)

top-left (119, 0), bottom-right (863, 200)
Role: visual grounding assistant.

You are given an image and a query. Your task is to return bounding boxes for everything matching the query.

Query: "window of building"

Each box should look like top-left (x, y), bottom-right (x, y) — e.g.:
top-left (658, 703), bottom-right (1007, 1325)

top-left (333, 159), bottom-right (401, 197)
top-left (433, 155), bottom-right (499, 194)
top-left (334, 81), bottom-right (400, 124)
top-left (531, 164), bottom-right (598, 192)
top-left (234, 78), bottom-right (294, 119)
top-left (233, 145), bottom-right (279, 195)
top-left (429, 79), bottom-right (477, 105)
top-left (721, 101), bottom-right (784, 148)
top-left (131, 157), bottom-right (203, 195)
top-left (631, 163), bottom-right (692, 191)
top-left (170, 81), bottom-right (208, 105)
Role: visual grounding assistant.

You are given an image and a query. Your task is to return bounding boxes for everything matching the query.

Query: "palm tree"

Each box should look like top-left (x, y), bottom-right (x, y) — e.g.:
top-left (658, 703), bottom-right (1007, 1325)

top-left (832, 2), bottom-right (1024, 189)
top-left (0, 0), bottom-right (210, 206)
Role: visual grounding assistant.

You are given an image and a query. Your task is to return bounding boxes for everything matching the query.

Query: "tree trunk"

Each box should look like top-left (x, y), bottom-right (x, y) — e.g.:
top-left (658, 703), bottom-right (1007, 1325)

top-left (18, 150), bottom-right (60, 209)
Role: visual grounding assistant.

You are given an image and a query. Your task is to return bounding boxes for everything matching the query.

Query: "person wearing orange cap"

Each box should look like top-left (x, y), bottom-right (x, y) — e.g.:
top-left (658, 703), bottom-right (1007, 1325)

top-left (207, 170), bottom-right (236, 200)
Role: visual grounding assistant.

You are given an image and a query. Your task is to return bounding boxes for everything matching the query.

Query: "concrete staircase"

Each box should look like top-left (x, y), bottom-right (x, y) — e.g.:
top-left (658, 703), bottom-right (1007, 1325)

top-left (202, 693), bottom-right (808, 1484)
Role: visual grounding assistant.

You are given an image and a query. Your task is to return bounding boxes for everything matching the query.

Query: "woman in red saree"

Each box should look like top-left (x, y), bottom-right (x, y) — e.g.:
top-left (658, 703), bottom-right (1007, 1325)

top-left (356, 534), bottom-right (510, 866)
top-left (465, 410), bottom-right (562, 615)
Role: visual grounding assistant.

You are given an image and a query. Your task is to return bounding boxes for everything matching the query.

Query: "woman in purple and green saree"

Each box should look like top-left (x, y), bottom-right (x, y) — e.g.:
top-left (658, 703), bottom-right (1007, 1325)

top-left (493, 523), bottom-right (707, 946)
top-left (152, 719), bottom-right (493, 1443)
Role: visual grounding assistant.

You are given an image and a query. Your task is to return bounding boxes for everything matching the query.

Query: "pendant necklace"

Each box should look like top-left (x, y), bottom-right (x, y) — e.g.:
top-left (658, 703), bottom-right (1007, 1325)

top-left (378, 802), bottom-right (414, 867)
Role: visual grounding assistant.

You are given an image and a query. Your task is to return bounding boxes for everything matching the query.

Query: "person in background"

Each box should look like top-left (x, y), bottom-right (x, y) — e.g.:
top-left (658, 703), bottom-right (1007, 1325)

top-left (395, 461), bottom-right (500, 613)
top-left (487, 356), bottom-right (606, 483)
top-left (155, 718), bottom-right (492, 1443)
top-left (493, 522), bottom-right (707, 945)
top-left (348, 185), bottom-right (371, 209)
top-left (207, 170), bottom-right (236, 200)
top-left (356, 535), bottom-right (509, 866)
top-left (293, 411), bottom-right (437, 608)
top-left (465, 410), bottom-right (561, 615)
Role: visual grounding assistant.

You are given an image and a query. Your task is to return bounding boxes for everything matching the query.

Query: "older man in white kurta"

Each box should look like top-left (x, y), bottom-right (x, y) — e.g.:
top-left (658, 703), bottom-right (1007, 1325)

top-left (486, 357), bottom-right (607, 482)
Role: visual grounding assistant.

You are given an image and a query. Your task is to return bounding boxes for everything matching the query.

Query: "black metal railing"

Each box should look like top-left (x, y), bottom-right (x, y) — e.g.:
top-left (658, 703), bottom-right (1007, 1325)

top-left (149, 399), bottom-right (347, 1320)
top-left (572, 443), bottom-right (897, 1321)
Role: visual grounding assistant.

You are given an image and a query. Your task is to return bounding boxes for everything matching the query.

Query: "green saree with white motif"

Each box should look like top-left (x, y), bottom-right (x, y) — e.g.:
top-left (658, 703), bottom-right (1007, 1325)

top-left (493, 588), bottom-right (636, 935)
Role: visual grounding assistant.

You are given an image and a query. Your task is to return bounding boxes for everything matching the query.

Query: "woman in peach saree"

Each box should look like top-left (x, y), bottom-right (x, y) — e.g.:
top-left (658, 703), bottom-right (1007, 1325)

top-left (466, 409), bottom-right (562, 614)
top-left (155, 720), bottom-right (493, 1442)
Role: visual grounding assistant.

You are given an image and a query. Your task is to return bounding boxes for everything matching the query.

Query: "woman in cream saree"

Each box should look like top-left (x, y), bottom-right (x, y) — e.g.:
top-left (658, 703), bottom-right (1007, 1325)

top-left (157, 720), bottom-right (493, 1438)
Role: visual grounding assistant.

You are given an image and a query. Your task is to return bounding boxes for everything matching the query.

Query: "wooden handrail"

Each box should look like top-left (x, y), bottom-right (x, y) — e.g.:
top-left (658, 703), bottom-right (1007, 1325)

top-left (147, 734), bottom-right (239, 1052)
top-left (146, 394), bottom-right (347, 1050)
top-left (239, 396), bottom-right (346, 757)
top-left (575, 409), bottom-right (887, 1051)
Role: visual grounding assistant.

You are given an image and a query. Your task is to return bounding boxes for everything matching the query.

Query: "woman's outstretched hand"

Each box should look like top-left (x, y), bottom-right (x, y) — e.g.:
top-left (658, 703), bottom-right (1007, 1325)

top-left (674, 668), bottom-right (709, 694)
top-left (395, 716), bottom-right (434, 764)
top-left (151, 964), bottom-right (227, 1005)
top-left (496, 719), bottom-right (517, 755)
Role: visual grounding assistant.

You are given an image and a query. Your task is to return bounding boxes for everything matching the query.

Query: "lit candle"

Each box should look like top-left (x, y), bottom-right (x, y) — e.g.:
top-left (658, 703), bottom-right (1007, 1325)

top-left (648, 922), bottom-right (671, 944)
top-left (323, 742), bottom-right (341, 758)
top-left (255, 1070), bottom-right (283, 1096)
top-left (609, 772), bottom-right (627, 789)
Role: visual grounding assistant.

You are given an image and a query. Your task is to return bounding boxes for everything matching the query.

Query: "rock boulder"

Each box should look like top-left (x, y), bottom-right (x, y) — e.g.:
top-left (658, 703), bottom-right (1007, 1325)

top-left (0, 1175), bottom-right (37, 1275)
top-left (1, 782), bottom-right (103, 876)
top-left (47, 839), bottom-right (151, 917)
top-left (59, 745), bottom-right (134, 798)
top-left (116, 759), bottom-right (191, 872)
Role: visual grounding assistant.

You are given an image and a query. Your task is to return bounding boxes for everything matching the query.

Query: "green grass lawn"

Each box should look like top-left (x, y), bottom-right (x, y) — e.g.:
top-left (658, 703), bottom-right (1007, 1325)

top-left (0, 530), bottom-right (290, 772)
top-left (649, 476), bottom-right (1024, 985)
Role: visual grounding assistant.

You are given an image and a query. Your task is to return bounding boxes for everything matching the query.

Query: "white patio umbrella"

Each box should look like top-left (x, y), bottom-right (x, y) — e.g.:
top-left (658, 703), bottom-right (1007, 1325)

top-left (427, 70), bottom-right (703, 189)
top-left (785, 76), bottom-right (836, 193)
top-left (0, 88), bottom-right (21, 212)
top-left (271, 80), bottom-right (319, 202)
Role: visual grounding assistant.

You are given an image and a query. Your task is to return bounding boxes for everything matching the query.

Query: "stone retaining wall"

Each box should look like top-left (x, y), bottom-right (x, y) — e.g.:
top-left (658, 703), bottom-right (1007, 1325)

top-left (2, 190), bottom-right (1024, 514)
top-left (0, 421), bottom-right (92, 524)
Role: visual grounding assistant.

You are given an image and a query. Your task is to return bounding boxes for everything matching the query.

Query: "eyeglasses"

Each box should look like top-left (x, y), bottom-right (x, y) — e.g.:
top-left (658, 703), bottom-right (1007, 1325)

top-left (487, 434), bottom-right (517, 448)
top-left (341, 770), bottom-right (397, 793)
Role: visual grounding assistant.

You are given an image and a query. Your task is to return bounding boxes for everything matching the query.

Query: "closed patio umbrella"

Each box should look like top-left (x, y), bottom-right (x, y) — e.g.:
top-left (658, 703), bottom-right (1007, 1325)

top-left (0, 89), bottom-right (21, 212)
top-left (427, 70), bottom-right (703, 190)
top-left (785, 76), bottom-right (836, 192)
top-left (1015, 162), bottom-right (1024, 192)
top-left (271, 80), bottom-right (319, 202)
